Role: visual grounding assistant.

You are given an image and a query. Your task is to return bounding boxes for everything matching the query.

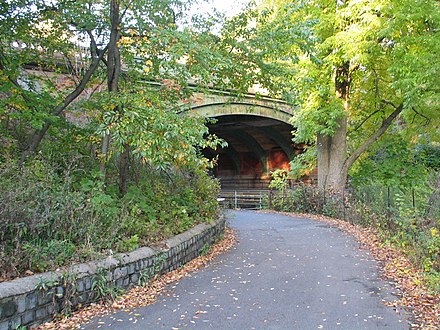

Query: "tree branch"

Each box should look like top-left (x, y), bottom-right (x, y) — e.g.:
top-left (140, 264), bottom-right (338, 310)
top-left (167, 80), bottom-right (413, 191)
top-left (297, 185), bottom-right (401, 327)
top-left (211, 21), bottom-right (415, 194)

top-left (86, 29), bottom-right (108, 67)
top-left (353, 108), bottom-right (382, 132)
top-left (53, 44), bottom-right (108, 116)
top-left (21, 44), bottom-right (109, 161)
top-left (343, 102), bottom-right (404, 172)
top-left (120, 0), bottom-right (135, 23)
top-left (411, 107), bottom-right (430, 126)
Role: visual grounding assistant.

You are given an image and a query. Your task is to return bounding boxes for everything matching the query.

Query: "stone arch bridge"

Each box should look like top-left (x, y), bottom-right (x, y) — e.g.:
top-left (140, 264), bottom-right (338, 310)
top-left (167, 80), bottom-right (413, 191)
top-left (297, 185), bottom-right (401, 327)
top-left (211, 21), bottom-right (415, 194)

top-left (180, 91), bottom-right (308, 190)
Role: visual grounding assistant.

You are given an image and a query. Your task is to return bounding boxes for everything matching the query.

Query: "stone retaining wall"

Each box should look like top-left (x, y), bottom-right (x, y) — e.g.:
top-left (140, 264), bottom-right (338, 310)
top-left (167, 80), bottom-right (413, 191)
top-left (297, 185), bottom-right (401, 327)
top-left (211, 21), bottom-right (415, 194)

top-left (0, 218), bottom-right (225, 330)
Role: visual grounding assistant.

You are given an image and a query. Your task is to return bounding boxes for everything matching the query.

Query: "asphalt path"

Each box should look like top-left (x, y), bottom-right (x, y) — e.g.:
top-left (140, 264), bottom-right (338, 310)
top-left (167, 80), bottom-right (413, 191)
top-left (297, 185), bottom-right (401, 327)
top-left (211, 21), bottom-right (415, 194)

top-left (81, 210), bottom-right (408, 330)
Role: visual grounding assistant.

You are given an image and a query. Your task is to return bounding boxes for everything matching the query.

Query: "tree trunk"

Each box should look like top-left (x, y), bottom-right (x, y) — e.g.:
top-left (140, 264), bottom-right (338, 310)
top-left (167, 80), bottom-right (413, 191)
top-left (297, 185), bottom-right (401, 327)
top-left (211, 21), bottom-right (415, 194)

top-left (316, 61), bottom-right (404, 191)
top-left (317, 63), bottom-right (350, 191)
top-left (317, 116), bottom-right (348, 191)
top-left (119, 143), bottom-right (130, 195)
top-left (100, 0), bottom-right (121, 178)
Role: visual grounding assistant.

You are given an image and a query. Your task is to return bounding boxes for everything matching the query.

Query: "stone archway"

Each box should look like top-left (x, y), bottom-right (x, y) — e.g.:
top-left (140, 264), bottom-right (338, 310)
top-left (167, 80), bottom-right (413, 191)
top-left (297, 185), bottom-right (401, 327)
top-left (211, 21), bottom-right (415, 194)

top-left (181, 92), bottom-right (305, 189)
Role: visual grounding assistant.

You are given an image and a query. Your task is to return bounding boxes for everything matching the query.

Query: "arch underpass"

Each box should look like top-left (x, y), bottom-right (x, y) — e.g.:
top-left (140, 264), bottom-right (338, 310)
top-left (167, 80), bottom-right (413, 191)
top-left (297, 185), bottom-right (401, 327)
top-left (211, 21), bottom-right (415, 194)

top-left (181, 92), bottom-right (308, 190)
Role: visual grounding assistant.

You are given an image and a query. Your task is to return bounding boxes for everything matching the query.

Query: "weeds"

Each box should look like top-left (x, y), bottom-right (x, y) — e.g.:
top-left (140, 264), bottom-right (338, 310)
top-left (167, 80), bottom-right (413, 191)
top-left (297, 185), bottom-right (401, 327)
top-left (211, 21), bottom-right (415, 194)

top-left (137, 253), bottom-right (168, 286)
top-left (91, 269), bottom-right (121, 301)
top-left (0, 159), bottom-right (219, 281)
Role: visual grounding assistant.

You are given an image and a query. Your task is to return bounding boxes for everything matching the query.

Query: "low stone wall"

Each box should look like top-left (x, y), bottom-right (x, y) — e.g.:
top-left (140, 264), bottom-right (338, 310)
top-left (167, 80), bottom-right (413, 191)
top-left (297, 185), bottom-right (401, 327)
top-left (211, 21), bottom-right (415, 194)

top-left (0, 218), bottom-right (225, 330)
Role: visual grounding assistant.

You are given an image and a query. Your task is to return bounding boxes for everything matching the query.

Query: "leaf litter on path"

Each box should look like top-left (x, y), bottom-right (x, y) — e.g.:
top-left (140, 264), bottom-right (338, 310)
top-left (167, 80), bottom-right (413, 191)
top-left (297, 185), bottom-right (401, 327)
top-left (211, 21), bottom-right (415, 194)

top-left (36, 227), bottom-right (236, 330)
top-left (261, 210), bottom-right (439, 329)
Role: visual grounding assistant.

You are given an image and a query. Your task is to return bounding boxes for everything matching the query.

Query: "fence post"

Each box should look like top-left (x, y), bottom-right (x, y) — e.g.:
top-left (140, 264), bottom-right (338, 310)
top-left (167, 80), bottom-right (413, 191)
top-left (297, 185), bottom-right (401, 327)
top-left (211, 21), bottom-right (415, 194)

top-left (259, 191), bottom-right (262, 210)
top-left (234, 191), bottom-right (238, 209)
top-left (269, 190), bottom-right (273, 209)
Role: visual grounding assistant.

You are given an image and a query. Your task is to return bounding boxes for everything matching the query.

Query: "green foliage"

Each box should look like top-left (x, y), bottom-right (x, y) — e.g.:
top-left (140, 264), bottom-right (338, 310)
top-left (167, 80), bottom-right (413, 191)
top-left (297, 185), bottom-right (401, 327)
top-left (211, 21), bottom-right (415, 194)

top-left (350, 134), bottom-right (430, 187)
top-left (117, 235), bottom-right (140, 252)
top-left (92, 268), bottom-right (122, 301)
top-left (0, 0), bottom-right (227, 282)
top-left (268, 169), bottom-right (289, 192)
top-left (253, 0), bottom-right (440, 189)
top-left (289, 147), bottom-right (317, 179)
top-left (200, 243), bottom-right (210, 256)
top-left (0, 157), bottom-right (220, 280)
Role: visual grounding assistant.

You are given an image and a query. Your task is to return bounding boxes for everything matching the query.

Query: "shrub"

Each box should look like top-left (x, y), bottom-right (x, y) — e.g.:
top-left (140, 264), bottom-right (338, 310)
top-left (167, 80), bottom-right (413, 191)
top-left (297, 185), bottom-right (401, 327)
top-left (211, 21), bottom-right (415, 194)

top-left (0, 159), bottom-right (220, 280)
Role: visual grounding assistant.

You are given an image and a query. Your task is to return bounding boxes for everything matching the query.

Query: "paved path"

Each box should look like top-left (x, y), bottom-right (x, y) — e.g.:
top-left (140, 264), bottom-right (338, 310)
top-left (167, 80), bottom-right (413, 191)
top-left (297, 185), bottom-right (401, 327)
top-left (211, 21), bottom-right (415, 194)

top-left (82, 210), bottom-right (408, 329)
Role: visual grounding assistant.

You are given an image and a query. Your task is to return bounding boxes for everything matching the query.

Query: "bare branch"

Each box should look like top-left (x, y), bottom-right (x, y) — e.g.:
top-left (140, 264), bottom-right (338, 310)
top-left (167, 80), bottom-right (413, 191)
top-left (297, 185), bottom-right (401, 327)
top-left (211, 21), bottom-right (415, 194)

top-left (343, 102), bottom-right (404, 172)
top-left (120, 0), bottom-right (135, 23)
top-left (411, 107), bottom-right (431, 126)
top-left (353, 108), bottom-right (383, 132)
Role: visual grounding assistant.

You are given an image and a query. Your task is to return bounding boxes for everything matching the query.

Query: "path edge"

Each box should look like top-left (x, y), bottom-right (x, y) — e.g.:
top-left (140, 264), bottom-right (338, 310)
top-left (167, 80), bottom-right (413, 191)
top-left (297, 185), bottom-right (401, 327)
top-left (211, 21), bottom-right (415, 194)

top-left (0, 217), bottom-right (226, 330)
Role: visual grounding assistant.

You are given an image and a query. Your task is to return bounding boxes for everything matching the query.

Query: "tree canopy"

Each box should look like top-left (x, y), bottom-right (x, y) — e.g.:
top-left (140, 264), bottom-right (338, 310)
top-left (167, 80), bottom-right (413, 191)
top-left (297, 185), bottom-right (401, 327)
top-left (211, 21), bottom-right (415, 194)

top-left (251, 0), bottom-right (440, 190)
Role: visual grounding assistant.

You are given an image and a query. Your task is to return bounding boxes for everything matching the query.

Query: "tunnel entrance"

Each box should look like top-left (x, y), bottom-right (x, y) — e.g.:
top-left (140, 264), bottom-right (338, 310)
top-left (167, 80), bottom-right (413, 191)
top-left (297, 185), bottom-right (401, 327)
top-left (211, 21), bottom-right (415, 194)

top-left (203, 115), bottom-right (305, 190)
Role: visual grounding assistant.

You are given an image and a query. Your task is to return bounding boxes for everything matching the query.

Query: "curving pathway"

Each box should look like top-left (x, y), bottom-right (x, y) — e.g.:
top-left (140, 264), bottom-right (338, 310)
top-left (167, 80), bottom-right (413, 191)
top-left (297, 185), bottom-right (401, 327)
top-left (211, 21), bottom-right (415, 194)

top-left (81, 210), bottom-right (408, 329)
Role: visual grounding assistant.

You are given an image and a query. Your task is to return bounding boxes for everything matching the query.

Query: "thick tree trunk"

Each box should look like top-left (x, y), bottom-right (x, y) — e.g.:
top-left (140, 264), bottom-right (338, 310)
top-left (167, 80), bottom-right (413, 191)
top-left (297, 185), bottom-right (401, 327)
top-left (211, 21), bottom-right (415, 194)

top-left (317, 62), bottom-right (404, 191)
top-left (317, 116), bottom-right (348, 191)
top-left (317, 63), bottom-right (350, 191)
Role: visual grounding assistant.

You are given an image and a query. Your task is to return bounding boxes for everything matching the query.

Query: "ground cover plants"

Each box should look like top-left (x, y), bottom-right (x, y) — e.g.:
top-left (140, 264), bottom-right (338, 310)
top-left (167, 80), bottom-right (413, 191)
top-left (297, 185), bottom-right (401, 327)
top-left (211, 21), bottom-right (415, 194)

top-left (0, 156), bottom-right (220, 281)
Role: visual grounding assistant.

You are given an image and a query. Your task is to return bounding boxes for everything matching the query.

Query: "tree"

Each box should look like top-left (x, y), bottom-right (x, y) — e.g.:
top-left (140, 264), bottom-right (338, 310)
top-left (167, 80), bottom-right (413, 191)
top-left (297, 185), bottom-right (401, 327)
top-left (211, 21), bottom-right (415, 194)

top-left (0, 0), bottom-right (111, 162)
top-left (0, 0), bottom-right (231, 193)
top-left (256, 0), bottom-right (440, 191)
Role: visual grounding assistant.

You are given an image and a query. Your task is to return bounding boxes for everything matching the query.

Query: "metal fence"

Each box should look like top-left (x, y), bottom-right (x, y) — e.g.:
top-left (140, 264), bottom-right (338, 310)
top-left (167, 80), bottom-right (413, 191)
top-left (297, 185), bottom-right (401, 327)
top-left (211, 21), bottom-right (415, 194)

top-left (218, 190), bottom-right (269, 210)
top-left (218, 184), bottom-right (440, 223)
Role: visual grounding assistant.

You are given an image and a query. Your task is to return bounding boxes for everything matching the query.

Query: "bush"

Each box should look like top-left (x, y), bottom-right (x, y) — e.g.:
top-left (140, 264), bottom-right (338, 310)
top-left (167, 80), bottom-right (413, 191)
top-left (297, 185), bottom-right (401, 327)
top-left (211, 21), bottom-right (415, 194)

top-left (0, 159), bottom-right (220, 280)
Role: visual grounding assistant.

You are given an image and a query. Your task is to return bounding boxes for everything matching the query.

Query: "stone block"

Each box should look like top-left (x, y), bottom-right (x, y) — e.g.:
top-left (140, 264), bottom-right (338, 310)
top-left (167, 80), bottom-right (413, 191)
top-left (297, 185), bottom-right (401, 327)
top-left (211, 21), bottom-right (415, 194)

top-left (85, 278), bottom-right (92, 291)
top-left (16, 296), bottom-right (26, 314)
top-left (114, 267), bottom-right (128, 280)
top-left (37, 290), bottom-right (53, 305)
top-left (8, 317), bottom-right (21, 330)
top-left (128, 263), bottom-right (136, 275)
top-left (130, 273), bottom-right (139, 285)
top-left (26, 293), bottom-right (37, 309)
top-left (0, 299), bottom-right (17, 318)
top-left (56, 286), bottom-right (64, 298)
top-left (0, 320), bottom-right (8, 330)
top-left (78, 292), bottom-right (88, 304)
top-left (35, 306), bottom-right (47, 320)
top-left (21, 310), bottom-right (35, 325)
top-left (77, 280), bottom-right (85, 293)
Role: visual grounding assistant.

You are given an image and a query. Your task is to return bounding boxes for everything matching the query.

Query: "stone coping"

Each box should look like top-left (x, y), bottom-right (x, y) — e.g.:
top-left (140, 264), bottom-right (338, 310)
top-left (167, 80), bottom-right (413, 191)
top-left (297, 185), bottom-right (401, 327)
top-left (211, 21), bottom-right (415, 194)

top-left (0, 217), bottom-right (225, 329)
